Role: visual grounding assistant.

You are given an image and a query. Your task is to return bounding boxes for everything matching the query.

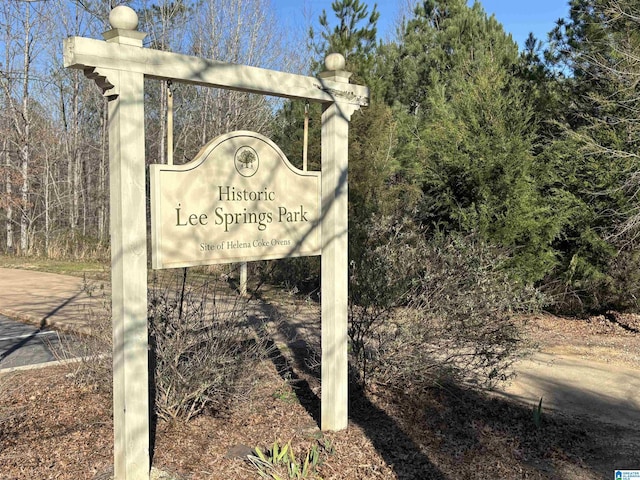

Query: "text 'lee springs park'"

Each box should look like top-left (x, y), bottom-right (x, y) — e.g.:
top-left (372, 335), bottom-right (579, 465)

top-left (175, 186), bottom-right (311, 233)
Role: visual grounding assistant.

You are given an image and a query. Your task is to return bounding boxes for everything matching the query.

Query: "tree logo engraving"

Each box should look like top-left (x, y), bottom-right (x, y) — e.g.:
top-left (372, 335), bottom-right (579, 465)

top-left (234, 146), bottom-right (259, 177)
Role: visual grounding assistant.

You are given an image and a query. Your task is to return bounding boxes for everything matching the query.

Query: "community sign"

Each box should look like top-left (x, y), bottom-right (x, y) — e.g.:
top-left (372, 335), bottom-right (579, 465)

top-left (150, 131), bottom-right (321, 269)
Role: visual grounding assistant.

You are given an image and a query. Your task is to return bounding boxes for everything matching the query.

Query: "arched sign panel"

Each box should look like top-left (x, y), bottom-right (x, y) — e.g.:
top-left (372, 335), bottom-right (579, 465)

top-left (150, 131), bottom-right (321, 269)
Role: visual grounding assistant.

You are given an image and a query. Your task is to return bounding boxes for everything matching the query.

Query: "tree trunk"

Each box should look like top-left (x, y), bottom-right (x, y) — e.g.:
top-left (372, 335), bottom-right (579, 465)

top-left (4, 143), bottom-right (13, 253)
top-left (98, 99), bottom-right (108, 243)
top-left (19, 1), bottom-right (31, 255)
top-left (44, 150), bottom-right (50, 255)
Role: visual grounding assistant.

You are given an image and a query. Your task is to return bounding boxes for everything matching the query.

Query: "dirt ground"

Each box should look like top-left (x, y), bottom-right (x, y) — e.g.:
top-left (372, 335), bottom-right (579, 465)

top-left (1, 303), bottom-right (639, 479)
top-left (501, 313), bottom-right (640, 429)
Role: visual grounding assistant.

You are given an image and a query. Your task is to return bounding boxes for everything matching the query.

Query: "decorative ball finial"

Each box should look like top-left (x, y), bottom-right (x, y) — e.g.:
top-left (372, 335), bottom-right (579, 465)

top-left (325, 53), bottom-right (346, 71)
top-left (109, 5), bottom-right (139, 30)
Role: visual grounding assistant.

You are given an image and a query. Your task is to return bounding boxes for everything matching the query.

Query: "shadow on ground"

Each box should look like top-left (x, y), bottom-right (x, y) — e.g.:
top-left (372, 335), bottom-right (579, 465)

top-left (249, 299), bottom-right (447, 479)
top-left (253, 298), bottom-right (640, 479)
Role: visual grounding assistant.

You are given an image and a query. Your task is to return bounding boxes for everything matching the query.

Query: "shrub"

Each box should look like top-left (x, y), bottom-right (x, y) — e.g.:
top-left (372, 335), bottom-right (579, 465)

top-left (148, 268), bottom-right (269, 421)
top-left (349, 216), bottom-right (543, 390)
top-left (542, 242), bottom-right (640, 315)
top-left (57, 282), bottom-right (113, 395)
top-left (260, 257), bottom-right (321, 296)
top-left (60, 268), bottom-right (270, 422)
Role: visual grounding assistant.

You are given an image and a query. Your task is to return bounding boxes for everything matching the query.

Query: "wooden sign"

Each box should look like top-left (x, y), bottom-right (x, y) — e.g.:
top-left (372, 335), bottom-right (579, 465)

top-left (150, 131), bottom-right (321, 269)
top-left (66, 7), bottom-right (366, 475)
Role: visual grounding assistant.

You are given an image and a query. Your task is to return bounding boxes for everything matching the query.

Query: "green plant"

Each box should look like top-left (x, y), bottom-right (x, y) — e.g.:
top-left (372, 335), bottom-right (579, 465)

top-left (532, 397), bottom-right (543, 429)
top-left (272, 374), bottom-right (299, 404)
top-left (248, 440), bottom-right (326, 479)
top-left (320, 437), bottom-right (335, 456)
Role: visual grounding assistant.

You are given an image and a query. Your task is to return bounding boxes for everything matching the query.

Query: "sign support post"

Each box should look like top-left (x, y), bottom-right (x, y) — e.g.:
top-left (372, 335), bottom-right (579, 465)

top-left (240, 262), bottom-right (248, 296)
top-left (102, 13), bottom-right (150, 480)
top-left (319, 54), bottom-right (357, 431)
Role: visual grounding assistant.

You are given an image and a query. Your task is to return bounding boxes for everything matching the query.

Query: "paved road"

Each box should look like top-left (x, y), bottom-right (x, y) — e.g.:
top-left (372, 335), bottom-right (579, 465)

top-left (0, 268), bottom-right (100, 370)
top-left (0, 314), bottom-right (67, 369)
top-left (0, 267), bottom-right (101, 333)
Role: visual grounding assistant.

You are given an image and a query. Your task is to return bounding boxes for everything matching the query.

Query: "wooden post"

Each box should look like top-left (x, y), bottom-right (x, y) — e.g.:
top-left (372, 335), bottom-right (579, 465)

top-left (239, 262), bottom-right (247, 296)
top-left (104, 7), bottom-right (150, 480)
top-left (319, 54), bottom-right (357, 431)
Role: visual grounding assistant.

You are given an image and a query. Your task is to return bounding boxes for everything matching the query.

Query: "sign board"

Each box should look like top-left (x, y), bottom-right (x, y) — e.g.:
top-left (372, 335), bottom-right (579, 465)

top-left (150, 131), bottom-right (321, 269)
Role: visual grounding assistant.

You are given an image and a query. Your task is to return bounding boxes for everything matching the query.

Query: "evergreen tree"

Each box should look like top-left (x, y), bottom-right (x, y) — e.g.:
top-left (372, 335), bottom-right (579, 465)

top-left (541, 0), bottom-right (640, 310)
top-left (310, 0), bottom-right (379, 84)
top-left (275, 0), bottom-right (396, 195)
top-left (271, 0), bottom-right (399, 289)
top-left (516, 33), bottom-right (567, 144)
top-left (388, 0), bottom-right (518, 111)
top-left (389, 0), bottom-right (563, 283)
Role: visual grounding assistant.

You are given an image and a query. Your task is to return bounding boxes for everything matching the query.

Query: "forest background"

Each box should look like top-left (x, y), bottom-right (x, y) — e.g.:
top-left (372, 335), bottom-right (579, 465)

top-left (2, 0), bottom-right (640, 317)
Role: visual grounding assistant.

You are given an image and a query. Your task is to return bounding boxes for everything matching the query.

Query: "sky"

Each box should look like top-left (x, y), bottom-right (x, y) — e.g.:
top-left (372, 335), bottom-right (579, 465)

top-left (273, 0), bottom-right (572, 50)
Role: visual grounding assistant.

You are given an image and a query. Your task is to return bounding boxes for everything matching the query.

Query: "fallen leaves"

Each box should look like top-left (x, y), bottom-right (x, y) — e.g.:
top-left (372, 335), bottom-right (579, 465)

top-left (0, 314), bottom-right (638, 479)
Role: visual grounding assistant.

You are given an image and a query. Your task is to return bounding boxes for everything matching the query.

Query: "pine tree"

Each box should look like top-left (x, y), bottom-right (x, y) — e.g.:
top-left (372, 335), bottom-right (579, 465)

top-left (541, 0), bottom-right (640, 310)
top-left (311, 0), bottom-right (379, 83)
top-left (270, 0), bottom-right (404, 289)
top-left (387, 0), bottom-right (563, 283)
